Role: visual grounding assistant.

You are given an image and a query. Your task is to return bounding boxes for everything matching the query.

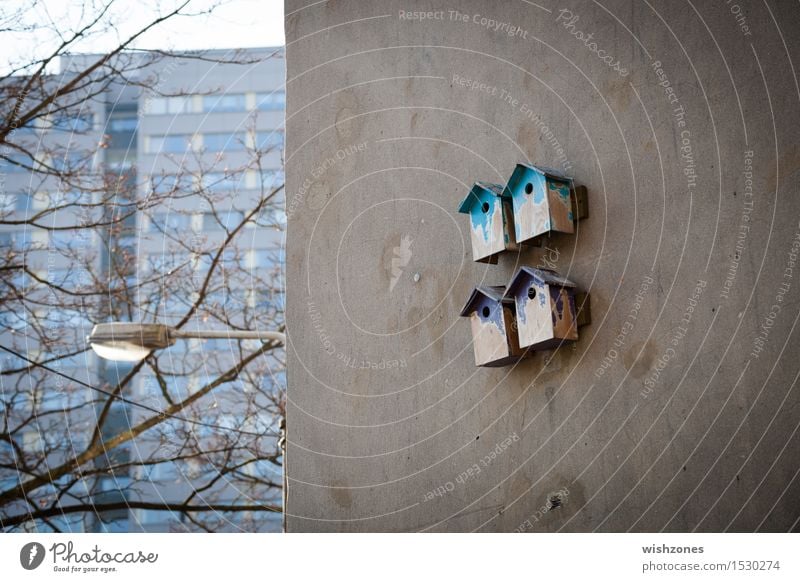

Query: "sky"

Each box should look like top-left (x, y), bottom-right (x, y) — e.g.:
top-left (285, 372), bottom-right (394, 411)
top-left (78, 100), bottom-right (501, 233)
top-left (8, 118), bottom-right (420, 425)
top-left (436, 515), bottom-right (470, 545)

top-left (0, 0), bottom-right (285, 74)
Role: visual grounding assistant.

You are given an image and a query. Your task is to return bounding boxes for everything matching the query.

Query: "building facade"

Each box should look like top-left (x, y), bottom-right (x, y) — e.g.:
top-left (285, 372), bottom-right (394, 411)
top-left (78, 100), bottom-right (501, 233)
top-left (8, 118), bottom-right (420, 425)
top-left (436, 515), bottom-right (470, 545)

top-left (0, 48), bottom-right (286, 532)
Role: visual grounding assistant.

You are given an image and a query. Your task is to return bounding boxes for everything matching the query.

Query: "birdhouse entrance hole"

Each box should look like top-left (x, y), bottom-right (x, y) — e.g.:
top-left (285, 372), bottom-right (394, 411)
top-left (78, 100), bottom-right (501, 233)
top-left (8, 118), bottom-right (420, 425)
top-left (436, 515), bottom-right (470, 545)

top-left (527, 287), bottom-right (537, 300)
top-left (482, 306), bottom-right (491, 317)
top-left (481, 202), bottom-right (490, 213)
top-left (524, 182), bottom-right (533, 195)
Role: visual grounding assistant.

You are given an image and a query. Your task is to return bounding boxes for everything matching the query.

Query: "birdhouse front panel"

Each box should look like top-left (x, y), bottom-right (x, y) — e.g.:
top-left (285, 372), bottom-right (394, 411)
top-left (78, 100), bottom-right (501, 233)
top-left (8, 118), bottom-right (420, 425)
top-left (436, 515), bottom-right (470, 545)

top-left (513, 275), bottom-right (555, 348)
top-left (510, 269), bottom-right (579, 350)
top-left (459, 183), bottom-right (518, 263)
top-left (461, 286), bottom-right (525, 367)
top-left (506, 164), bottom-right (575, 244)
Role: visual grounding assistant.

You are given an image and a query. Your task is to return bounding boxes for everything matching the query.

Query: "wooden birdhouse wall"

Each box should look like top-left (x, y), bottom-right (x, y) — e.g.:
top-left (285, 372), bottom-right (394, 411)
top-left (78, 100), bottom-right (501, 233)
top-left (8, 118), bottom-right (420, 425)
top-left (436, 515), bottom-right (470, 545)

top-left (513, 276), bottom-right (553, 348)
top-left (468, 295), bottom-right (521, 367)
top-left (514, 278), bottom-right (579, 350)
top-left (508, 166), bottom-right (575, 243)
top-left (466, 188), bottom-right (517, 263)
top-left (469, 190), bottom-right (503, 261)
top-left (545, 178), bottom-right (575, 234)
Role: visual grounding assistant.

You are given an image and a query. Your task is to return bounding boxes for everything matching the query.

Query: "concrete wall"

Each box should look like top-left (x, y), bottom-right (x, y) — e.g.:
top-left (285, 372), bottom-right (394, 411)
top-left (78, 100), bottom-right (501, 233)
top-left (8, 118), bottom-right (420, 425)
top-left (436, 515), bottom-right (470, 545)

top-left (284, 0), bottom-right (800, 532)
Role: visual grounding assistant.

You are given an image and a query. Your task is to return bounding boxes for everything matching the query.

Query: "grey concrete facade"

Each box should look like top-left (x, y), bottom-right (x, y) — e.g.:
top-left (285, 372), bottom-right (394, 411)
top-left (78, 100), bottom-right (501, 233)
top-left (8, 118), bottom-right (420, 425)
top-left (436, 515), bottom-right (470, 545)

top-left (284, 0), bottom-right (800, 531)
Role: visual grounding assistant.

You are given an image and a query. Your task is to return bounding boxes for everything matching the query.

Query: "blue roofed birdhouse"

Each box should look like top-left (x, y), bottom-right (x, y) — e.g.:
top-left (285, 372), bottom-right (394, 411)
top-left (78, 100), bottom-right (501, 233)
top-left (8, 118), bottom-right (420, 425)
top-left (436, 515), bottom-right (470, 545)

top-left (458, 182), bottom-right (518, 264)
top-left (504, 267), bottom-right (579, 351)
top-left (460, 285), bottom-right (527, 367)
top-left (504, 164), bottom-right (586, 245)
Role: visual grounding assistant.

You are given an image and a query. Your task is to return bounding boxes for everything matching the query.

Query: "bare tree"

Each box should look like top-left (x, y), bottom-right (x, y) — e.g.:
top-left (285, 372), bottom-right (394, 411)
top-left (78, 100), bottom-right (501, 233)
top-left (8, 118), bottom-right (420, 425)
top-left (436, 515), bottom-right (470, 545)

top-left (0, 0), bottom-right (285, 532)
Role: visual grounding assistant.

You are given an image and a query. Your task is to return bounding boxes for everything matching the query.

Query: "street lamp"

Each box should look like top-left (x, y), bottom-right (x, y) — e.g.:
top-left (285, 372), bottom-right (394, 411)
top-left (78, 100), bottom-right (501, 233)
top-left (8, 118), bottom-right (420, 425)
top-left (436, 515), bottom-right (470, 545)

top-left (87, 322), bottom-right (285, 362)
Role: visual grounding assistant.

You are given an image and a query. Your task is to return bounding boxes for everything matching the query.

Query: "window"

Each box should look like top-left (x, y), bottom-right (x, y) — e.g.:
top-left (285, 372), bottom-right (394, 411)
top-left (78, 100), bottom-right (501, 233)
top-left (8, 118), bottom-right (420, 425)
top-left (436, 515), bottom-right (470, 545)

top-left (104, 361), bottom-right (135, 386)
top-left (203, 133), bottom-right (245, 152)
top-left (47, 267), bottom-right (92, 289)
top-left (0, 154), bottom-right (32, 172)
top-left (256, 91), bottom-right (286, 110)
top-left (91, 489), bottom-right (129, 532)
top-left (104, 151), bottom-right (135, 170)
top-left (256, 131), bottom-right (284, 150)
top-left (52, 113), bottom-right (93, 133)
top-left (22, 431), bottom-right (44, 454)
top-left (195, 247), bottom-right (239, 271)
top-left (0, 192), bottom-right (31, 214)
top-left (201, 172), bottom-right (244, 192)
top-left (143, 252), bottom-right (191, 275)
top-left (0, 310), bottom-right (27, 331)
top-left (48, 189), bottom-right (87, 206)
top-left (148, 212), bottom-right (192, 233)
top-left (202, 210), bottom-right (244, 231)
top-left (147, 96), bottom-right (192, 115)
top-left (1, 230), bottom-right (35, 248)
top-left (10, 120), bottom-right (36, 134)
top-left (200, 337), bottom-right (234, 352)
top-left (203, 94), bottom-right (246, 112)
top-left (147, 134), bottom-right (192, 154)
top-left (150, 173), bottom-right (194, 195)
top-left (51, 152), bottom-right (91, 172)
top-left (249, 249), bottom-right (276, 269)
top-left (207, 287), bottom-right (247, 310)
top-left (259, 170), bottom-right (285, 189)
top-left (108, 116), bottom-right (138, 132)
top-left (50, 228), bottom-right (92, 250)
top-left (254, 288), bottom-right (284, 312)
top-left (101, 405), bottom-right (132, 439)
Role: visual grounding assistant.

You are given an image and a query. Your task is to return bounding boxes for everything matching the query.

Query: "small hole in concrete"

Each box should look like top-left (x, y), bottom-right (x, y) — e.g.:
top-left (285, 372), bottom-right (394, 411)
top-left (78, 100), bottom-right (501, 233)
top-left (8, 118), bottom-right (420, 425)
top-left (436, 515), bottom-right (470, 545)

top-left (481, 201), bottom-right (490, 213)
top-left (482, 306), bottom-right (490, 318)
top-left (528, 287), bottom-right (537, 300)
top-left (547, 492), bottom-right (563, 511)
top-left (525, 182), bottom-right (533, 195)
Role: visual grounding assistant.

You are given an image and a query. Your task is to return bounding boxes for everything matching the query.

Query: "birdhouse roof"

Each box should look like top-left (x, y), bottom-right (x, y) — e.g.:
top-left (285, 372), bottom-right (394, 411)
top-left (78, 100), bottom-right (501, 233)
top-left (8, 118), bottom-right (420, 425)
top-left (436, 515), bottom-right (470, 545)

top-left (504, 267), bottom-right (576, 297)
top-left (460, 285), bottom-right (513, 316)
top-left (515, 163), bottom-right (572, 183)
top-left (458, 181), bottom-right (508, 213)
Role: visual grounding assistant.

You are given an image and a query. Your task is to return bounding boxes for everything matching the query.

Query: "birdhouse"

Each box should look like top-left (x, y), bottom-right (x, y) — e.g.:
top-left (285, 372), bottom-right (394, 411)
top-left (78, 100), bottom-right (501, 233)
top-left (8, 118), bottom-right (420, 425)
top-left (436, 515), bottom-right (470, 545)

top-left (460, 285), bottom-right (527, 367)
top-left (458, 182), bottom-right (518, 263)
top-left (504, 267), bottom-right (581, 351)
top-left (503, 164), bottom-right (587, 245)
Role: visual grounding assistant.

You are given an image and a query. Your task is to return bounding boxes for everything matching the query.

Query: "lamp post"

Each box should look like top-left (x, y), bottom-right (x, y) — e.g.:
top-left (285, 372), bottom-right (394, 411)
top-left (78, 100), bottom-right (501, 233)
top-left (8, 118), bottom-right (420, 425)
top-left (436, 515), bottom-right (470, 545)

top-left (87, 322), bottom-right (285, 362)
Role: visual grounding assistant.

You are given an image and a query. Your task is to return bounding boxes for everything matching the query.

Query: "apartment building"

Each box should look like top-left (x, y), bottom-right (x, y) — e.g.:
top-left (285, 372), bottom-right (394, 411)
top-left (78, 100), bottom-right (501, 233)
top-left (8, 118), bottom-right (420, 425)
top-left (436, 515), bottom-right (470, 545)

top-left (0, 48), bottom-right (286, 532)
